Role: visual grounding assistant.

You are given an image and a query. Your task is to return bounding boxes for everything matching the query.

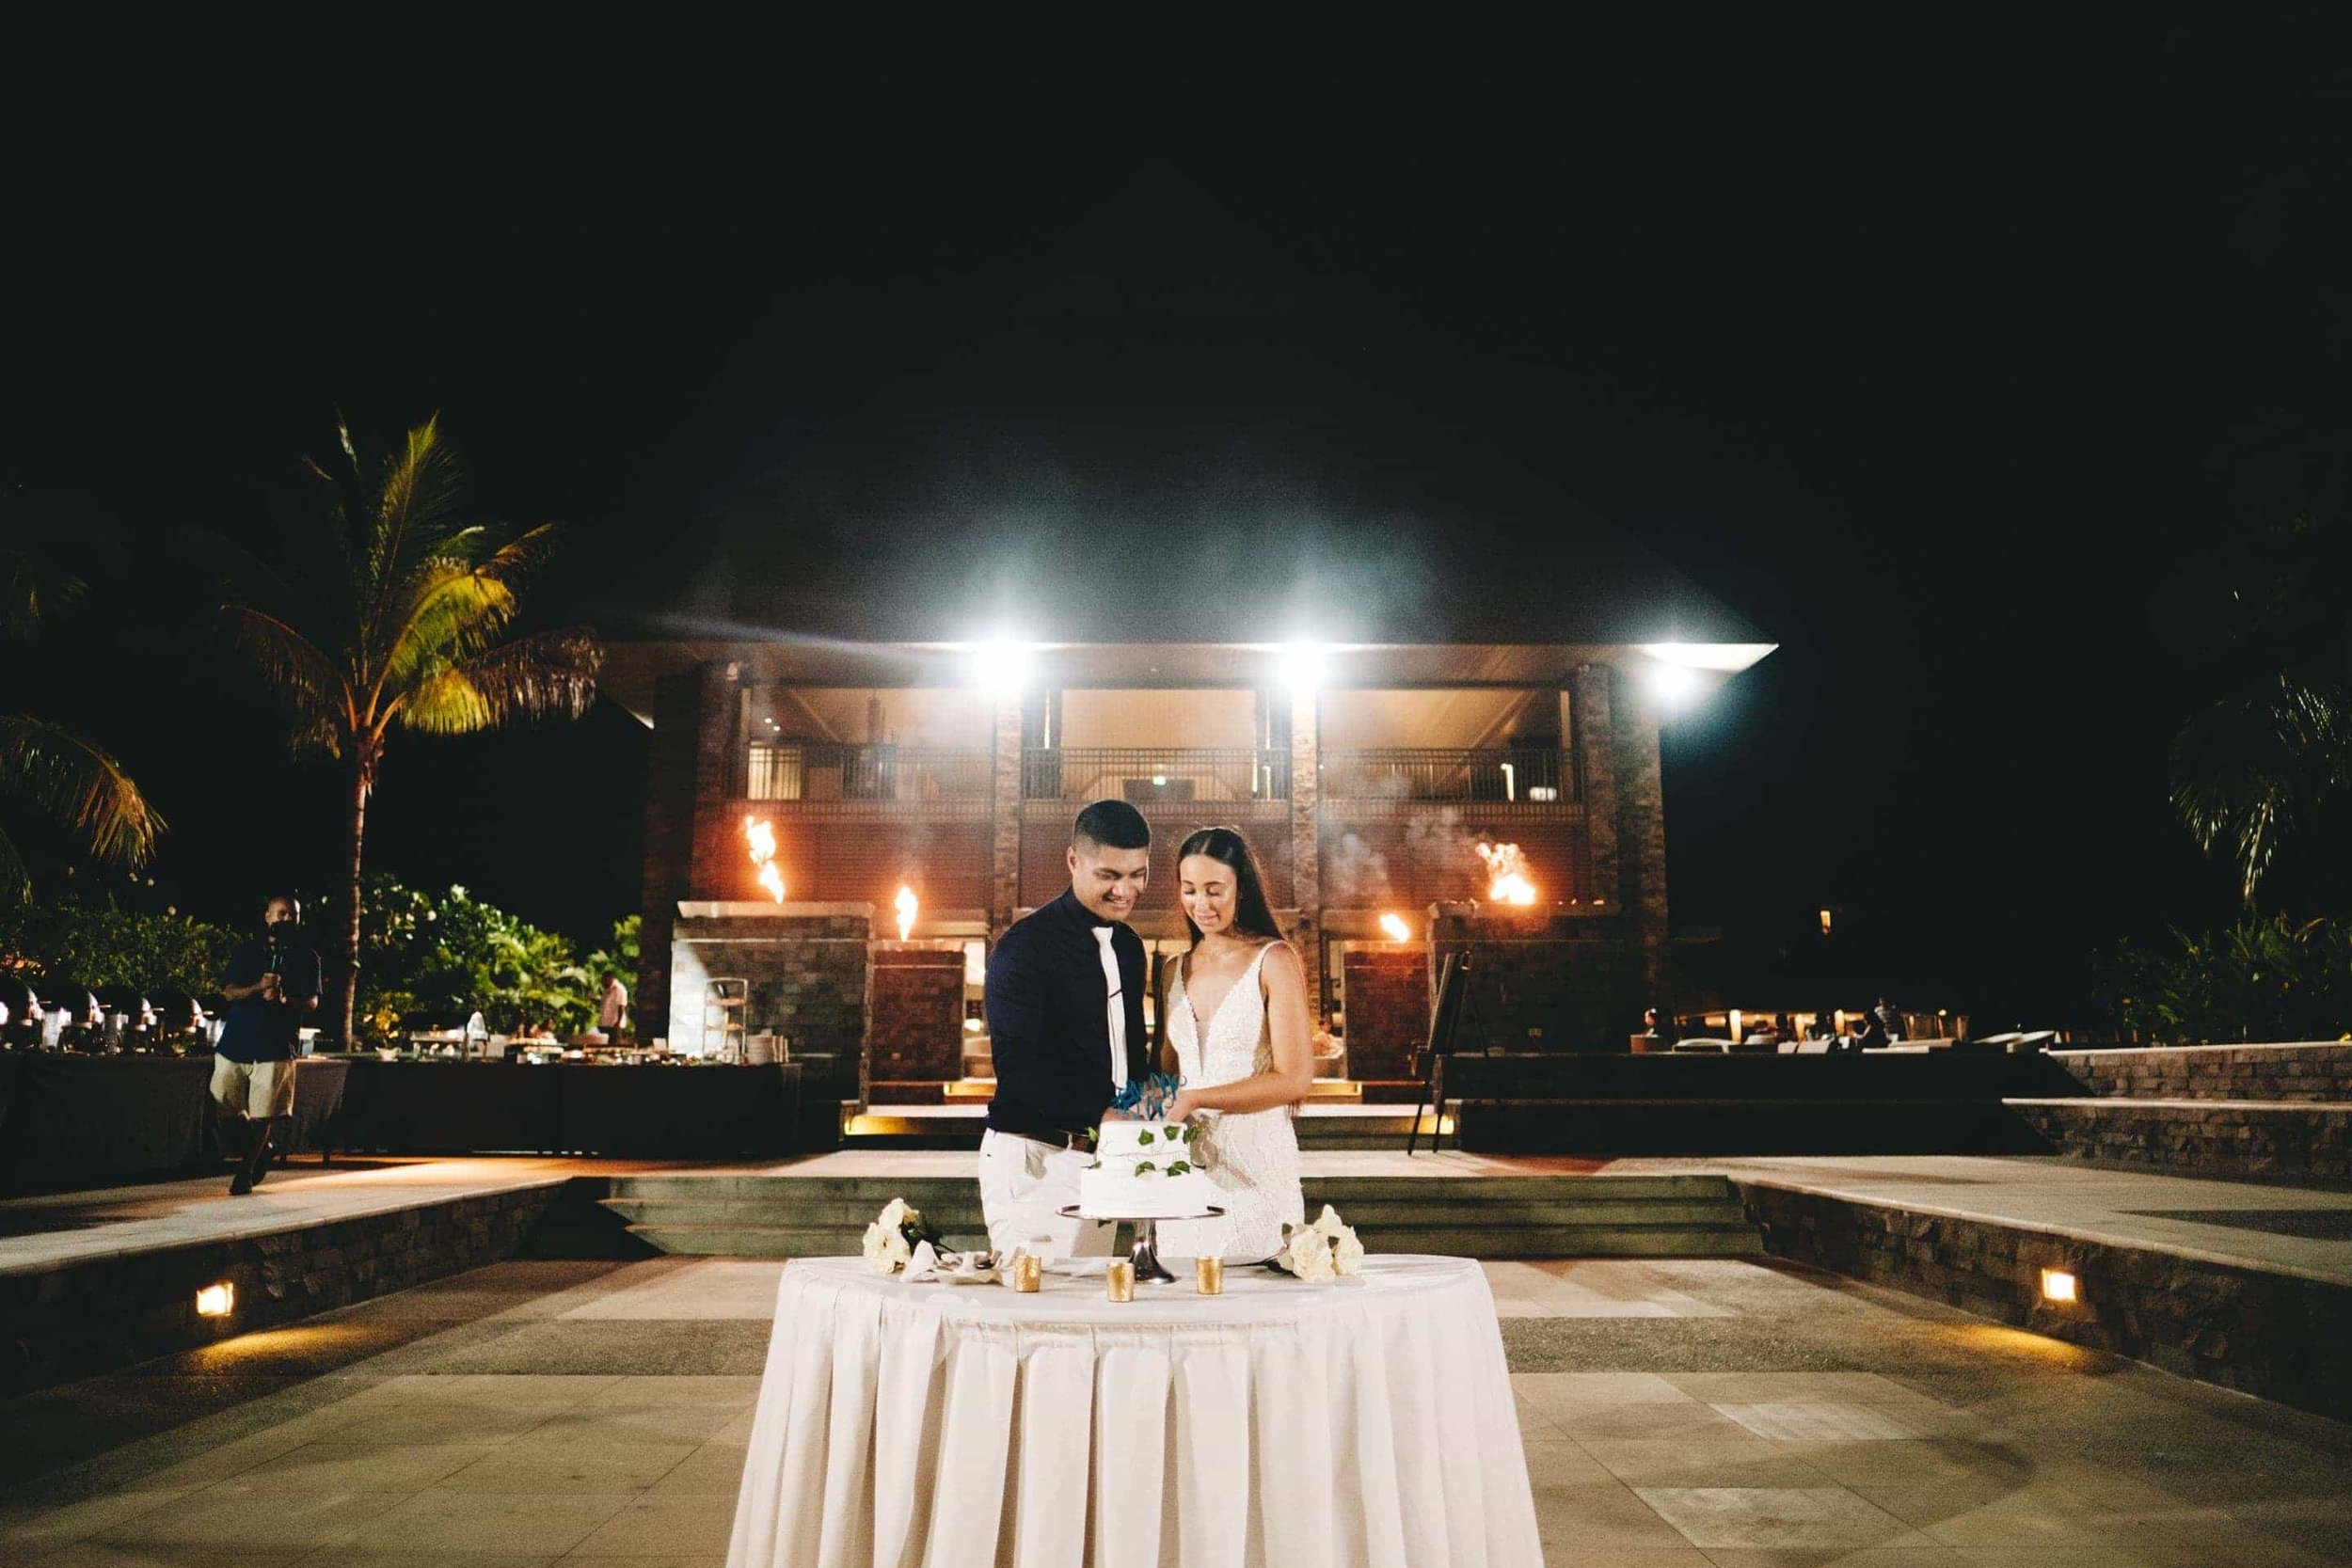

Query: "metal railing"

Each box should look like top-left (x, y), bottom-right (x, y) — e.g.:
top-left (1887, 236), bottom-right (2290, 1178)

top-left (743, 743), bottom-right (993, 802)
top-left (1023, 747), bottom-right (1291, 802)
top-left (1319, 748), bottom-right (1575, 803)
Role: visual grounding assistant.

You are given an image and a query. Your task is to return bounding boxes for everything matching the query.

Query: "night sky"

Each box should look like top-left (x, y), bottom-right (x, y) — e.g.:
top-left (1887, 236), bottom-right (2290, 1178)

top-left (8, 23), bottom-right (2346, 1027)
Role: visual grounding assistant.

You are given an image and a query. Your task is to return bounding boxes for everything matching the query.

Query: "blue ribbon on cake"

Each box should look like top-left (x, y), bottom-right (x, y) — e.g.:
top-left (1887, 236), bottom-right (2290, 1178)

top-left (1109, 1070), bottom-right (1185, 1122)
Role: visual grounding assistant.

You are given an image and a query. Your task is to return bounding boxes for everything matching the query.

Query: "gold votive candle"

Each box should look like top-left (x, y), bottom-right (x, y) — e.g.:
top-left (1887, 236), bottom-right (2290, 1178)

top-left (1105, 1259), bottom-right (1136, 1303)
top-left (1196, 1255), bottom-right (1224, 1295)
top-left (1009, 1253), bottom-right (1042, 1292)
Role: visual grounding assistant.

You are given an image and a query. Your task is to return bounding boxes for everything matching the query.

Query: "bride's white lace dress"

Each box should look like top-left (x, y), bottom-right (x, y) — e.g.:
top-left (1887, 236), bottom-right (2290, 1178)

top-left (1157, 942), bottom-right (1306, 1262)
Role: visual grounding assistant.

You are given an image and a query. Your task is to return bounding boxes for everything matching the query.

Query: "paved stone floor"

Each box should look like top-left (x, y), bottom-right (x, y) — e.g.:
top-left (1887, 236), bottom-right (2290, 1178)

top-left (4, 1251), bottom-right (2350, 1566)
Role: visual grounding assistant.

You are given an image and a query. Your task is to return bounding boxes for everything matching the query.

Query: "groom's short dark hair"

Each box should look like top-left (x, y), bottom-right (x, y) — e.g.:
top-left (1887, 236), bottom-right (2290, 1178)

top-left (1073, 800), bottom-right (1150, 852)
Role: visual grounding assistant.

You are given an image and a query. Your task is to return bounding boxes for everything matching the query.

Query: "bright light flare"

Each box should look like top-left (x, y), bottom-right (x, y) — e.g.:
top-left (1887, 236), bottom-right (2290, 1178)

top-left (1475, 842), bottom-right (1538, 905)
top-left (1644, 660), bottom-right (1703, 708)
top-left (894, 884), bottom-right (918, 942)
top-left (2041, 1269), bottom-right (2078, 1304)
top-left (195, 1282), bottom-right (234, 1317)
top-left (965, 639), bottom-right (1035, 695)
top-left (744, 816), bottom-right (785, 903)
top-left (1378, 912), bottom-right (1411, 942)
top-left (1275, 641), bottom-right (1332, 692)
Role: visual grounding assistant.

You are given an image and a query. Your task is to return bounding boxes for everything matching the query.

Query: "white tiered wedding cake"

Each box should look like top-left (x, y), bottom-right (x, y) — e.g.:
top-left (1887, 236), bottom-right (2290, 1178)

top-left (1077, 1120), bottom-right (1216, 1219)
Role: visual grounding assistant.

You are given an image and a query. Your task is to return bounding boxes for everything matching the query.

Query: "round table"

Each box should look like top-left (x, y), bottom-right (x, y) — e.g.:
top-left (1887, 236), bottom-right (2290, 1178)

top-left (726, 1255), bottom-right (1541, 1568)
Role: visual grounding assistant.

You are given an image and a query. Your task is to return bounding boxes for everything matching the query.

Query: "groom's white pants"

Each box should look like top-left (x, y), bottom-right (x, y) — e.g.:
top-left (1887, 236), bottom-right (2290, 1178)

top-left (977, 1130), bottom-right (1117, 1259)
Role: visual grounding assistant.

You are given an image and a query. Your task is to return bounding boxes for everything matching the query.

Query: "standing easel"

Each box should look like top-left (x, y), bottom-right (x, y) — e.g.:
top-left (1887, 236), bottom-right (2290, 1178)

top-left (1406, 951), bottom-right (1484, 1154)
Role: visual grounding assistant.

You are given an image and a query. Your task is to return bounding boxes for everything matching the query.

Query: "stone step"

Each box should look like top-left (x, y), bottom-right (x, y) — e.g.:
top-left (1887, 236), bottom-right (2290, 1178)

top-left (616, 1221), bottom-right (1765, 1259)
top-left (599, 1195), bottom-right (1748, 1230)
top-left (596, 1171), bottom-right (1762, 1259)
top-left (599, 1171), bottom-right (1731, 1203)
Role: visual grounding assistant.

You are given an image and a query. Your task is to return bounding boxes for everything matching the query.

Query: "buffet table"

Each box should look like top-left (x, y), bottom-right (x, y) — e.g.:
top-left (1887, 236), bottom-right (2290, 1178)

top-left (728, 1255), bottom-right (1540, 1568)
top-left (0, 1053), bottom-right (215, 1195)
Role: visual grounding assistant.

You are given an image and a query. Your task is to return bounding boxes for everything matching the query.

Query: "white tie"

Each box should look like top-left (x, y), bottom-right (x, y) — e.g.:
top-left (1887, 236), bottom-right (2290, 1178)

top-left (1092, 927), bottom-right (1129, 1090)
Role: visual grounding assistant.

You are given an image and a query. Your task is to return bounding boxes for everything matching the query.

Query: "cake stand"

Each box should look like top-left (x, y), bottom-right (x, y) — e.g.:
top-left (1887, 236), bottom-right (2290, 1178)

top-left (1059, 1204), bottom-right (1226, 1284)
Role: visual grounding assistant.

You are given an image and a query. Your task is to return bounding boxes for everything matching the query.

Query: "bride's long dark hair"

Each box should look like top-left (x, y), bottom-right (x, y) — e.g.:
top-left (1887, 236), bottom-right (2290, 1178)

top-left (1175, 826), bottom-right (1284, 946)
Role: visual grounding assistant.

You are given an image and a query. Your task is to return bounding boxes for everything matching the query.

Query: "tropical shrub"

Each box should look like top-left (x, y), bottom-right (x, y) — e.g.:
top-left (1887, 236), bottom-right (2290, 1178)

top-left (2101, 914), bottom-right (2352, 1045)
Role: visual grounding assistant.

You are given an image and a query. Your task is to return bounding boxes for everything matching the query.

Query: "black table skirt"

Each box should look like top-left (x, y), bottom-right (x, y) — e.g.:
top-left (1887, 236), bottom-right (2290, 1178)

top-left (0, 1053), bottom-right (215, 1195)
top-left (329, 1060), bottom-right (802, 1157)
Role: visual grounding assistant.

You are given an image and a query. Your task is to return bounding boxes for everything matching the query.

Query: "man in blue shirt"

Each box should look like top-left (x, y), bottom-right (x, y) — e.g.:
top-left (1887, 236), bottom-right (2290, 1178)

top-left (214, 892), bottom-right (322, 1194)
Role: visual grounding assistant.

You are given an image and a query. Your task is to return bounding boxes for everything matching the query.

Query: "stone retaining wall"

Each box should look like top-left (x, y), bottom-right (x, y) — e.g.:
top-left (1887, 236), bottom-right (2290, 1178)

top-left (0, 1181), bottom-right (571, 1395)
top-left (2051, 1041), bottom-right (2352, 1101)
top-left (2006, 1099), bottom-right (2352, 1182)
top-left (1733, 1180), bottom-right (2352, 1418)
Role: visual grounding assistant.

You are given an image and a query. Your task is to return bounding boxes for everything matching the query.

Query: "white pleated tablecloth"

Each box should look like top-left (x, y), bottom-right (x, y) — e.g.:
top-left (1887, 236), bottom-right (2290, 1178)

top-left (725, 1254), bottom-right (1541, 1568)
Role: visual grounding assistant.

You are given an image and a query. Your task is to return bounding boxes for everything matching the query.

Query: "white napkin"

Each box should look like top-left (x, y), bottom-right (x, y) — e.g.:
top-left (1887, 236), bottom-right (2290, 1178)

top-left (900, 1241), bottom-right (945, 1283)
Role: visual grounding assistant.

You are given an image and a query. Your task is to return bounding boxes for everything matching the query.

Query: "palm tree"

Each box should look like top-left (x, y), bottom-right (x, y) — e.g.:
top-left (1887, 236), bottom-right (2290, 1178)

top-left (218, 419), bottom-right (601, 1044)
top-left (2167, 497), bottom-right (2352, 908)
top-left (0, 495), bottom-right (163, 899)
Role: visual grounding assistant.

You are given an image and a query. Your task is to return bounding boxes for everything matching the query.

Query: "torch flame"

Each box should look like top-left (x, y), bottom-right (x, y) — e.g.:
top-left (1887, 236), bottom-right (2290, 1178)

top-left (1475, 841), bottom-right (1538, 905)
top-left (1378, 912), bottom-right (1411, 942)
top-left (744, 816), bottom-right (785, 903)
top-left (894, 884), bottom-right (918, 942)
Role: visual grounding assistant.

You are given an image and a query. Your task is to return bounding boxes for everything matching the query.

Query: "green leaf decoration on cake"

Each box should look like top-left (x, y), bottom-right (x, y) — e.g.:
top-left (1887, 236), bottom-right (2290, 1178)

top-left (1136, 1161), bottom-right (1156, 1173)
top-left (1182, 1126), bottom-right (1197, 1143)
top-left (1136, 1128), bottom-right (1155, 1145)
top-left (1163, 1125), bottom-right (1181, 1139)
top-left (1167, 1160), bottom-right (1191, 1176)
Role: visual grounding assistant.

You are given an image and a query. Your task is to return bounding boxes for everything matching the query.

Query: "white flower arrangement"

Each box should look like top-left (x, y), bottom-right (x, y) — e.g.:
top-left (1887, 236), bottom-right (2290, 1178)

top-left (1272, 1204), bottom-right (1365, 1280)
top-left (861, 1197), bottom-right (936, 1275)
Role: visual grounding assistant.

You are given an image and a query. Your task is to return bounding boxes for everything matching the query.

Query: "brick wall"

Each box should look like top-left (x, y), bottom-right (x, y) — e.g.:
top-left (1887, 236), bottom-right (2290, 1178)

top-left (1736, 1180), bottom-right (2352, 1419)
top-left (2008, 1099), bottom-right (2352, 1182)
top-left (0, 1182), bottom-right (570, 1395)
top-left (868, 946), bottom-right (966, 1082)
top-left (1342, 946), bottom-right (1430, 1081)
top-left (2052, 1042), bottom-right (2352, 1101)
top-left (1429, 905), bottom-right (1639, 1051)
top-left (667, 910), bottom-right (872, 1062)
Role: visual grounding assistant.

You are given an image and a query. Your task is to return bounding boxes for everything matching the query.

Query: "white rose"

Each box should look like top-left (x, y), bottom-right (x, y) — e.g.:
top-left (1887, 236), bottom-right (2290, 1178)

top-left (862, 1222), bottom-right (897, 1275)
top-left (1311, 1204), bottom-right (1347, 1239)
top-left (876, 1198), bottom-right (914, 1232)
top-left (1333, 1228), bottom-right (1366, 1275)
top-left (1291, 1231), bottom-right (1337, 1282)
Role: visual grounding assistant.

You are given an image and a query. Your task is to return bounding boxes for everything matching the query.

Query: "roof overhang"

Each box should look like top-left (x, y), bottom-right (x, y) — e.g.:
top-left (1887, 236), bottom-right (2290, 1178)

top-left (599, 639), bottom-right (1776, 725)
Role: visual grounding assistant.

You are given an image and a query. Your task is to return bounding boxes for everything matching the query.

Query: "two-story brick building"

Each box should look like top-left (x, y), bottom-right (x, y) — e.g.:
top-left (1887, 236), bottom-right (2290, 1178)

top-left (598, 196), bottom-right (1769, 1117)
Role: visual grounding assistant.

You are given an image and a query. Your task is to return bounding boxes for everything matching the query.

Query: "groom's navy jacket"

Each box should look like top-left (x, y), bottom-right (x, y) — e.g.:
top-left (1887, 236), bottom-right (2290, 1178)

top-left (985, 887), bottom-right (1150, 1140)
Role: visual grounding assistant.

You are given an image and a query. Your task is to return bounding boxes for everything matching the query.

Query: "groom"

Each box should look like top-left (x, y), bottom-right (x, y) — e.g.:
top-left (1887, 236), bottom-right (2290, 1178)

top-left (979, 799), bottom-right (1152, 1258)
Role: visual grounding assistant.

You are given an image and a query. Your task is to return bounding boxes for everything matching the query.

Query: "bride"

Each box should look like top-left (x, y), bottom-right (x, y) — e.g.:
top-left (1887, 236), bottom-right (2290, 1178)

top-left (1151, 825), bottom-right (1311, 1261)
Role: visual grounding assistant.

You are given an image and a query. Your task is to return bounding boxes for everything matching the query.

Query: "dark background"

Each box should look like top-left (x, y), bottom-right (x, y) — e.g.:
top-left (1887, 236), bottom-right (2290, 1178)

top-left (6, 22), bottom-right (2346, 1026)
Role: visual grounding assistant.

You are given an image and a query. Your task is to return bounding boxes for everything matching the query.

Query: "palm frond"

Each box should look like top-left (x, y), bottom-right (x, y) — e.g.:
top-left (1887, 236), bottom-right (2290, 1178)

top-left (394, 628), bottom-right (602, 736)
top-left (0, 713), bottom-right (164, 867)
top-left (371, 558), bottom-right (523, 704)
top-left (222, 607), bottom-right (350, 754)
top-left (370, 417), bottom-right (472, 587)
top-left (0, 822), bottom-right (29, 904)
top-left (2169, 674), bottom-right (2348, 905)
top-left (0, 546), bottom-right (89, 641)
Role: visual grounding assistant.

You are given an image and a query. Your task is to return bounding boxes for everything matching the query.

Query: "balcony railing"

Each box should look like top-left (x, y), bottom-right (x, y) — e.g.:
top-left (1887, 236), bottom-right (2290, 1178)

top-left (744, 743), bottom-right (992, 802)
top-left (1319, 748), bottom-right (1575, 804)
top-left (1023, 747), bottom-right (1291, 802)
